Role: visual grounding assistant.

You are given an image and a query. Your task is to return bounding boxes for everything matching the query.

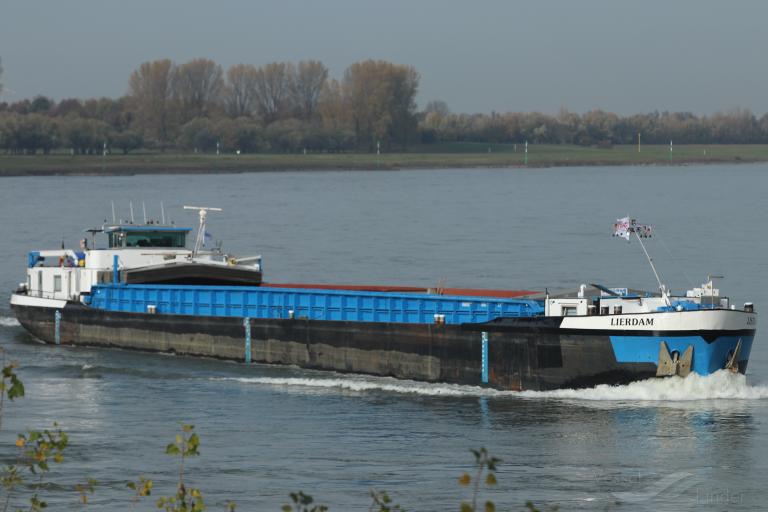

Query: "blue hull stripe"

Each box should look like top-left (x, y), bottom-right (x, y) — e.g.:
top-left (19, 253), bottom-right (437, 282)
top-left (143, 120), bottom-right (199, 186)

top-left (609, 335), bottom-right (754, 375)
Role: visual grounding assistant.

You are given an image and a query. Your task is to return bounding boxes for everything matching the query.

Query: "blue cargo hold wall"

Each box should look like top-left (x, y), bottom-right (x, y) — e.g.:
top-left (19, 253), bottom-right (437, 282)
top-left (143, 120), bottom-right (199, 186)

top-left (87, 284), bottom-right (544, 325)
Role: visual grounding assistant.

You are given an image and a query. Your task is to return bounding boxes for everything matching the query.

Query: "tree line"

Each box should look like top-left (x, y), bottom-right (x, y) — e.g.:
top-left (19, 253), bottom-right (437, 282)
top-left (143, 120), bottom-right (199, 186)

top-left (0, 57), bottom-right (419, 155)
top-left (1, 56), bottom-right (768, 155)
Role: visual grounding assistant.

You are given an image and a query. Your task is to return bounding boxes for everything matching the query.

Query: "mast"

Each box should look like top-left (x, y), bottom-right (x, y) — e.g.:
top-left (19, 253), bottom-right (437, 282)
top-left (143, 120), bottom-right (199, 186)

top-left (613, 217), bottom-right (670, 305)
top-left (183, 206), bottom-right (222, 256)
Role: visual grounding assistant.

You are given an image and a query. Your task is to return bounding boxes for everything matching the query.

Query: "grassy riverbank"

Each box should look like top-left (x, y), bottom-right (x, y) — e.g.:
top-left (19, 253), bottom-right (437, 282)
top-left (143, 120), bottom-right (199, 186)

top-left (1, 144), bottom-right (767, 176)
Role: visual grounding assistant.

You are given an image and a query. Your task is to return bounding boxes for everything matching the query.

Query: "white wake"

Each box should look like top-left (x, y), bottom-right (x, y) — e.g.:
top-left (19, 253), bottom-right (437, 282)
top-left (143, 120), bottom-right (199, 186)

top-left (518, 370), bottom-right (768, 401)
top-left (0, 316), bottom-right (20, 327)
top-left (214, 376), bottom-right (505, 397)
top-left (215, 370), bottom-right (768, 401)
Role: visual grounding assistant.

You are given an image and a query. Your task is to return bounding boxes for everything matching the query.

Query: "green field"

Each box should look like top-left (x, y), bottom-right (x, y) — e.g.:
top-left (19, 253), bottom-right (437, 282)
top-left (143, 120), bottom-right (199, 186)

top-left (1, 144), bottom-right (767, 176)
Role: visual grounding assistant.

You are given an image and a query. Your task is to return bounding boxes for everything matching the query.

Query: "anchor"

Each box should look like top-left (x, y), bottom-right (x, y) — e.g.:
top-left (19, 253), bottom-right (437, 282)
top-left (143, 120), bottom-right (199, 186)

top-left (724, 339), bottom-right (742, 374)
top-left (656, 341), bottom-right (693, 377)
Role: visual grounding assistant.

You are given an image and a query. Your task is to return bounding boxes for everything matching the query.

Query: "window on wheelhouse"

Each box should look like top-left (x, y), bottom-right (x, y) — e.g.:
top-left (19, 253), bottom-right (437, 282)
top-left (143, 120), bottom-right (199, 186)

top-left (107, 230), bottom-right (187, 248)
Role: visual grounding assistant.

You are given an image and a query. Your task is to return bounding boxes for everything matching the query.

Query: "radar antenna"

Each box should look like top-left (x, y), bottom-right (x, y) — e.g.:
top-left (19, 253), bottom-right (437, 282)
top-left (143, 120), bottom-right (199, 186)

top-left (184, 206), bottom-right (223, 256)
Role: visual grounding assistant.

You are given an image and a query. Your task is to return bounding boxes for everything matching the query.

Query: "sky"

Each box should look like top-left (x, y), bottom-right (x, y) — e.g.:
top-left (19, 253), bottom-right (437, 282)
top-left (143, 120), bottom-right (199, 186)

top-left (1, 0), bottom-right (766, 115)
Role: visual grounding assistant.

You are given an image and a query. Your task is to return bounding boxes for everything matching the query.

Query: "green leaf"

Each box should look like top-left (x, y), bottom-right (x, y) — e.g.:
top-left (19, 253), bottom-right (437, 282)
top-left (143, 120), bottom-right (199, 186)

top-left (484, 501), bottom-right (496, 512)
top-left (485, 473), bottom-right (497, 486)
top-left (8, 375), bottom-right (25, 400)
top-left (460, 503), bottom-right (473, 512)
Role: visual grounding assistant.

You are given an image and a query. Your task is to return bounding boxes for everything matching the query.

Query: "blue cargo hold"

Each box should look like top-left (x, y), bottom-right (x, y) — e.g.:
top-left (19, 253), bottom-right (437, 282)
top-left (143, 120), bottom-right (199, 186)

top-left (86, 284), bottom-right (544, 325)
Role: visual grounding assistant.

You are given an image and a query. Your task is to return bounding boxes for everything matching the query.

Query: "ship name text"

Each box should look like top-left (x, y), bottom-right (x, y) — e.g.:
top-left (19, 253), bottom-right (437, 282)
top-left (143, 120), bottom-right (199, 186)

top-left (610, 317), bottom-right (654, 327)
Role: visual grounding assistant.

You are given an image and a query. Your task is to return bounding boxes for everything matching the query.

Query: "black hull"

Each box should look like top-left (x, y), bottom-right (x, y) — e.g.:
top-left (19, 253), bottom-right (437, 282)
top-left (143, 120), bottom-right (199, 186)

top-left (11, 302), bottom-right (656, 391)
top-left (125, 263), bottom-right (262, 286)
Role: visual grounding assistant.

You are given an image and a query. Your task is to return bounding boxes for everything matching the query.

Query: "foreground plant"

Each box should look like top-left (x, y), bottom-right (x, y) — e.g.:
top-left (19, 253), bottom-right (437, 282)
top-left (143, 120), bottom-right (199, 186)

top-left (282, 491), bottom-right (327, 512)
top-left (0, 355), bottom-right (96, 510)
top-left (458, 447), bottom-right (501, 512)
top-left (75, 478), bottom-right (97, 505)
top-left (155, 424), bottom-right (206, 512)
top-left (2, 423), bottom-right (69, 511)
top-left (368, 489), bottom-right (403, 512)
top-left (0, 349), bottom-right (25, 430)
top-left (127, 475), bottom-right (154, 508)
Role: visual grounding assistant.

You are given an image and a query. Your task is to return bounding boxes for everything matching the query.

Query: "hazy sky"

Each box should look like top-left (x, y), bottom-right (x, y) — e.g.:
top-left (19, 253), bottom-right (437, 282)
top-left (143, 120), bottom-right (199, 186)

top-left (1, 0), bottom-right (766, 115)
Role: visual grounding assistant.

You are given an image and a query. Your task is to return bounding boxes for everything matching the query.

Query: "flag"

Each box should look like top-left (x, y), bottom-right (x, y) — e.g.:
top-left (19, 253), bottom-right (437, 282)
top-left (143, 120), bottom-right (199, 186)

top-left (613, 217), bottom-right (632, 240)
top-left (612, 217), bottom-right (652, 240)
top-left (637, 224), bottom-right (653, 238)
top-left (203, 231), bottom-right (213, 247)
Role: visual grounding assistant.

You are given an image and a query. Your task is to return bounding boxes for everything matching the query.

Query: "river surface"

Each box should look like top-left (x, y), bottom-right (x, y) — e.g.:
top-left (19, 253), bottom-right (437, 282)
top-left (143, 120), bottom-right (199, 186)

top-left (1, 164), bottom-right (768, 511)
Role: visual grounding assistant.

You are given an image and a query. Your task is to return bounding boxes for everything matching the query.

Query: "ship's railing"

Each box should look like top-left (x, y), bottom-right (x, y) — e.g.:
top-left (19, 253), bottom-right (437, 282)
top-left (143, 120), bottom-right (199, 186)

top-left (86, 284), bottom-right (545, 324)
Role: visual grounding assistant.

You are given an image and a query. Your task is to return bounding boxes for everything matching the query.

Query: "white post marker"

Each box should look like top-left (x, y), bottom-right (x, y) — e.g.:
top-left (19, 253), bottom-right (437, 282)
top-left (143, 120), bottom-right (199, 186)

top-left (524, 140), bottom-right (528, 165)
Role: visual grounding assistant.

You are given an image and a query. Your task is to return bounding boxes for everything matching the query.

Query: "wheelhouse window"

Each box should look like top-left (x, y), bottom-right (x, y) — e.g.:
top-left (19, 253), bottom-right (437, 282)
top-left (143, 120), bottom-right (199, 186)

top-left (562, 306), bottom-right (578, 316)
top-left (54, 275), bottom-right (62, 292)
top-left (108, 230), bottom-right (186, 248)
top-left (108, 232), bottom-right (124, 248)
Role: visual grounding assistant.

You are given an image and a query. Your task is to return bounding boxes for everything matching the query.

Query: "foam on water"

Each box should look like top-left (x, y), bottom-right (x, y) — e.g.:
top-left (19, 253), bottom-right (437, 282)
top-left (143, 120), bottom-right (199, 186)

top-left (519, 370), bottom-right (768, 401)
top-left (217, 370), bottom-right (768, 402)
top-left (0, 316), bottom-right (20, 327)
top-left (214, 376), bottom-right (505, 397)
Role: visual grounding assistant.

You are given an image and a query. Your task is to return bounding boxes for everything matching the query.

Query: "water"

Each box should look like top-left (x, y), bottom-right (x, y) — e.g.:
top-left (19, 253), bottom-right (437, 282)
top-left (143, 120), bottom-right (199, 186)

top-left (1, 164), bottom-right (767, 510)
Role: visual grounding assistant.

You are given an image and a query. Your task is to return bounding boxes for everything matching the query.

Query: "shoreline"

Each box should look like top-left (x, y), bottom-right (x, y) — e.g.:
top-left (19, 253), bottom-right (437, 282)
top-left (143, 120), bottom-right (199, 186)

top-left (2, 145), bottom-right (767, 177)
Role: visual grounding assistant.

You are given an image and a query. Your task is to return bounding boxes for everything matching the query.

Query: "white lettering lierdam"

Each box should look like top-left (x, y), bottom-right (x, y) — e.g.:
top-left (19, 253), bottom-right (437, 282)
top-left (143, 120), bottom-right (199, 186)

top-left (610, 317), bottom-right (654, 327)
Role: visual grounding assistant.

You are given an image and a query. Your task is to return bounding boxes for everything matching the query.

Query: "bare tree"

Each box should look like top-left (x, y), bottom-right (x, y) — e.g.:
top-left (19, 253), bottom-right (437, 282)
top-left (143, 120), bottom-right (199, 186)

top-left (253, 62), bottom-right (295, 124)
top-left (424, 100), bottom-right (450, 116)
top-left (292, 60), bottom-right (328, 120)
top-left (128, 59), bottom-right (176, 147)
top-left (388, 64), bottom-right (420, 147)
top-left (317, 79), bottom-right (355, 151)
top-left (224, 64), bottom-right (259, 118)
top-left (342, 60), bottom-right (420, 150)
top-left (174, 58), bottom-right (224, 122)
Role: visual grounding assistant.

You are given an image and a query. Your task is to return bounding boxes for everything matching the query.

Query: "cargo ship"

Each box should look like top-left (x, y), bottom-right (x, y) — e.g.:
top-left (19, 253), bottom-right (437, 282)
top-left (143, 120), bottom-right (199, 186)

top-left (9, 209), bottom-right (757, 391)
